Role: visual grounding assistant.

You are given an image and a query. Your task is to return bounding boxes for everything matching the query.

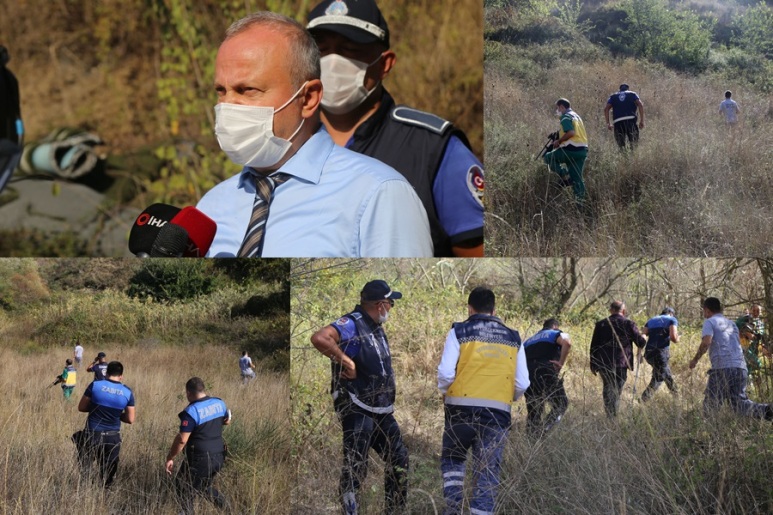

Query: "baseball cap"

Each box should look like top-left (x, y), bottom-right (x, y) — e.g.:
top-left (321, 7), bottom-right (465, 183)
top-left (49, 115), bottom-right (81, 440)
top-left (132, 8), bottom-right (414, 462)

top-left (97, 352), bottom-right (106, 358)
top-left (661, 306), bottom-right (675, 315)
top-left (361, 280), bottom-right (402, 301)
top-left (307, 0), bottom-right (390, 47)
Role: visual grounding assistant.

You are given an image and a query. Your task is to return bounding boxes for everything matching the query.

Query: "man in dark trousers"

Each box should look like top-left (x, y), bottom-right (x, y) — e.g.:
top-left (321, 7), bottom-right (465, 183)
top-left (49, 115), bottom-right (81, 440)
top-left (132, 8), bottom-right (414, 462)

top-left (604, 83), bottom-right (645, 150)
top-left (640, 307), bottom-right (680, 402)
top-left (165, 377), bottom-right (231, 514)
top-left (76, 361), bottom-right (135, 487)
top-left (437, 287), bottom-right (529, 515)
top-left (590, 301), bottom-right (647, 417)
top-left (306, 0), bottom-right (484, 257)
top-left (310, 279), bottom-right (408, 515)
top-left (522, 318), bottom-right (572, 435)
top-left (87, 351), bottom-right (108, 381)
top-left (689, 297), bottom-right (772, 421)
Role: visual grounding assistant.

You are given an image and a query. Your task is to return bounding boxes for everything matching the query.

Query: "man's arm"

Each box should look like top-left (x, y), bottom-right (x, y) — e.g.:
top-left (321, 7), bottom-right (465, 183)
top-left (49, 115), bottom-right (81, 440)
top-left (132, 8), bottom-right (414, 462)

top-left (514, 344), bottom-right (530, 401)
top-left (77, 394), bottom-right (92, 413)
top-left (635, 99), bottom-right (645, 128)
top-left (604, 103), bottom-right (613, 130)
top-left (553, 129), bottom-right (575, 148)
top-left (689, 335), bottom-right (712, 369)
top-left (437, 328), bottom-right (460, 394)
top-left (670, 324), bottom-right (679, 343)
top-left (310, 325), bottom-right (356, 379)
top-left (549, 333), bottom-right (572, 371)
top-left (121, 406), bottom-right (135, 425)
top-left (165, 431), bottom-right (191, 475)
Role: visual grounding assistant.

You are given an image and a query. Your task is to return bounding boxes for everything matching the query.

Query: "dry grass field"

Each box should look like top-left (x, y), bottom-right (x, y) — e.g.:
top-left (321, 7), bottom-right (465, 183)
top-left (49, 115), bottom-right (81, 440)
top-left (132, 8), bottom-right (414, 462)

top-left (0, 344), bottom-right (290, 514)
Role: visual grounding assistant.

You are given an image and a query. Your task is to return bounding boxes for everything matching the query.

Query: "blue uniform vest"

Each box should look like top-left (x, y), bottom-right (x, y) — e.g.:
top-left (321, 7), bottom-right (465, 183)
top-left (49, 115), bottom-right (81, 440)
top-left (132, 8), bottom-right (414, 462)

top-left (523, 329), bottom-right (562, 363)
top-left (645, 315), bottom-right (677, 350)
top-left (607, 91), bottom-right (640, 122)
top-left (332, 309), bottom-right (396, 414)
top-left (181, 396), bottom-right (227, 455)
top-left (86, 379), bottom-right (133, 431)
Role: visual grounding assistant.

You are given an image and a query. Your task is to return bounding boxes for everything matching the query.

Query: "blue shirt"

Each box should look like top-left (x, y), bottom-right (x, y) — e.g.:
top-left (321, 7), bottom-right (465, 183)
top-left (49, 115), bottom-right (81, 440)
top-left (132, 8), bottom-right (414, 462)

top-left (431, 136), bottom-right (484, 242)
top-left (197, 127), bottom-right (432, 258)
top-left (179, 396), bottom-right (228, 454)
top-left (644, 315), bottom-right (678, 350)
top-left (84, 379), bottom-right (135, 432)
top-left (606, 90), bottom-right (640, 122)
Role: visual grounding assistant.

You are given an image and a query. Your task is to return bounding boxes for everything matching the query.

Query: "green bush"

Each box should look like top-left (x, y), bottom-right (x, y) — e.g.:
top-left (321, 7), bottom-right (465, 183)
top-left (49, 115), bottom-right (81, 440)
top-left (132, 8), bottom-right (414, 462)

top-left (733, 1), bottom-right (773, 59)
top-left (127, 259), bottom-right (219, 303)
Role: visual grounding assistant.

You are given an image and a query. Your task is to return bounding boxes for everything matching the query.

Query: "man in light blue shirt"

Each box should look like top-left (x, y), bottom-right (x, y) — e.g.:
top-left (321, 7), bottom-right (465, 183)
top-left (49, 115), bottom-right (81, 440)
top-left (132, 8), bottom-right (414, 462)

top-left (689, 297), bottom-right (771, 421)
top-left (197, 12), bottom-right (432, 258)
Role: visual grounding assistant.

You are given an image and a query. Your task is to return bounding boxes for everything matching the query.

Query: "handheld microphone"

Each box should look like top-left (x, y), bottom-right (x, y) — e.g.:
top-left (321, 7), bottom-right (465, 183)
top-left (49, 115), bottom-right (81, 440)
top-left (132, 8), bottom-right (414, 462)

top-left (150, 223), bottom-right (189, 257)
top-left (129, 203), bottom-right (181, 257)
top-left (168, 206), bottom-right (217, 257)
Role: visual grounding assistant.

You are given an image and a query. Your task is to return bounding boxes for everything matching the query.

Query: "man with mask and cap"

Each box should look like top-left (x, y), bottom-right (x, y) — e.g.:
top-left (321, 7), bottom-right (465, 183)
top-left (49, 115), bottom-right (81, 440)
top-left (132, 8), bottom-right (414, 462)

top-left (196, 12), bottom-right (432, 258)
top-left (310, 279), bottom-right (409, 514)
top-left (306, 0), bottom-right (484, 257)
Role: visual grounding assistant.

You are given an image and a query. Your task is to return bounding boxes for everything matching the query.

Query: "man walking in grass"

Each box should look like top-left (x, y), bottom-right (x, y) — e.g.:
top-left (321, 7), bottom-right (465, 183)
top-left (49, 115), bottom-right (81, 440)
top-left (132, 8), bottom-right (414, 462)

top-left (543, 98), bottom-right (589, 202)
top-left (165, 377), bottom-right (231, 514)
top-left (437, 287), bottom-right (529, 515)
top-left (689, 297), bottom-right (772, 421)
top-left (76, 361), bottom-right (135, 487)
top-left (605, 83), bottom-right (645, 150)
top-left (239, 350), bottom-right (256, 384)
top-left (590, 301), bottom-right (647, 417)
top-left (310, 279), bottom-right (409, 515)
top-left (522, 318), bottom-right (572, 435)
top-left (59, 358), bottom-right (77, 400)
top-left (719, 90), bottom-right (740, 126)
top-left (640, 307), bottom-right (680, 402)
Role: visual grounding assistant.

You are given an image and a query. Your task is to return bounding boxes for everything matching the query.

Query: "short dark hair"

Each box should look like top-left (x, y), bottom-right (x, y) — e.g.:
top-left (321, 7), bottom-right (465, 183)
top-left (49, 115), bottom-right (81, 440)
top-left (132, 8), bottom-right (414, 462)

top-left (556, 98), bottom-right (571, 109)
top-left (185, 377), bottom-right (206, 394)
top-left (610, 300), bottom-right (624, 313)
top-left (66, 358), bottom-right (73, 365)
top-left (468, 287), bottom-right (495, 314)
top-left (242, 350), bottom-right (248, 356)
top-left (543, 318), bottom-right (560, 330)
top-left (725, 90), bottom-right (732, 98)
top-left (106, 361), bottom-right (123, 377)
top-left (703, 297), bottom-right (722, 313)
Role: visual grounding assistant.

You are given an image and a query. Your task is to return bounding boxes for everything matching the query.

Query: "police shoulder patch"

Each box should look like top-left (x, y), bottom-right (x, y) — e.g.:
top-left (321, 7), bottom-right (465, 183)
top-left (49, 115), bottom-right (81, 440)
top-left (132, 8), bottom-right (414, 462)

top-left (467, 164), bottom-right (484, 207)
top-left (392, 106), bottom-right (451, 135)
top-left (335, 317), bottom-right (350, 326)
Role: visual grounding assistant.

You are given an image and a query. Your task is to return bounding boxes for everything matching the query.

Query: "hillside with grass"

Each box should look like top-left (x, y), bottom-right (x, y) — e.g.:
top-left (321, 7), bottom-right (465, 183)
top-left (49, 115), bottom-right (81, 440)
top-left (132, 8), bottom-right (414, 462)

top-left (0, 0), bottom-right (482, 256)
top-left (485, 0), bottom-right (773, 256)
top-left (291, 258), bottom-right (773, 514)
top-left (0, 258), bottom-right (291, 513)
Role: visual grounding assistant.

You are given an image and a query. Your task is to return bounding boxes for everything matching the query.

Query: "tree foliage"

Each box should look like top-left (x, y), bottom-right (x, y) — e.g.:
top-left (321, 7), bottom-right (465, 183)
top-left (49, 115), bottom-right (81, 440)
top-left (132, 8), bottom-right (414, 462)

top-left (734, 1), bottom-right (773, 58)
top-left (617, 0), bottom-right (714, 71)
top-left (127, 259), bottom-right (218, 302)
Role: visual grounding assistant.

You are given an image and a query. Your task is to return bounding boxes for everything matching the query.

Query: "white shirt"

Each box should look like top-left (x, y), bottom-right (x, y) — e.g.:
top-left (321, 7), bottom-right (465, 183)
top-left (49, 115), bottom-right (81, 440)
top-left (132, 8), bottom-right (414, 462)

top-left (74, 345), bottom-right (83, 359)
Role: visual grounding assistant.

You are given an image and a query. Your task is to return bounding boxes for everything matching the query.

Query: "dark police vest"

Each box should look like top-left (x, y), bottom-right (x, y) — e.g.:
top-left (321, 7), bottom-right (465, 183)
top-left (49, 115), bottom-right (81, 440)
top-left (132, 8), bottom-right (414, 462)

top-left (181, 396), bottom-right (227, 455)
top-left (645, 315), bottom-right (677, 351)
top-left (523, 329), bottom-right (562, 365)
top-left (347, 90), bottom-right (471, 257)
top-left (0, 58), bottom-right (21, 144)
top-left (332, 309), bottom-right (396, 414)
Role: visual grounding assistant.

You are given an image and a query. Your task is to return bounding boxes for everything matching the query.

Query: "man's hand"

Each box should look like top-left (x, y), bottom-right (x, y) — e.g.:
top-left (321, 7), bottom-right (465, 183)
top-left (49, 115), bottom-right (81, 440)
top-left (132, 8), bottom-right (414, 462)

top-left (549, 360), bottom-right (563, 372)
top-left (552, 140), bottom-right (560, 149)
top-left (688, 357), bottom-right (699, 370)
top-left (607, 123), bottom-right (613, 130)
top-left (340, 355), bottom-right (357, 380)
top-left (165, 459), bottom-right (175, 476)
top-left (639, 120), bottom-right (645, 129)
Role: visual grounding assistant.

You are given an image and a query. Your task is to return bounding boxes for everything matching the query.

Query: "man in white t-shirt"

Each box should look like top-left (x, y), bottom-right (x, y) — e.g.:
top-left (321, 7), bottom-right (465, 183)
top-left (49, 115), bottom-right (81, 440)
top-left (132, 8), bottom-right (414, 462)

top-left (73, 340), bottom-right (84, 369)
top-left (719, 90), bottom-right (740, 126)
top-left (689, 297), bottom-right (771, 420)
top-left (239, 351), bottom-right (256, 384)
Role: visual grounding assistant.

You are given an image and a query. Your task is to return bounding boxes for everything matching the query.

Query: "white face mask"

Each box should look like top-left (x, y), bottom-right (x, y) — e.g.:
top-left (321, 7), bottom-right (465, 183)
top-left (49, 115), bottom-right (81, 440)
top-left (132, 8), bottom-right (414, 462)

top-left (320, 54), bottom-right (382, 115)
top-left (378, 307), bottom-right (389, 324)
top-left (214, 81), bottom-right (308, 169)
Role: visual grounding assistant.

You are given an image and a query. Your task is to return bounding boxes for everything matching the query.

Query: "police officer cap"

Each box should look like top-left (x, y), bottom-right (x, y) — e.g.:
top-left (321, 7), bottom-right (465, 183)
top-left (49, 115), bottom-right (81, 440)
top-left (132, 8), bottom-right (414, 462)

top-left (97, 351), bottom-right (106, 358)
top-left (661, 306), bottom-right (675, 315)
top-left (361, 280), bottom-right (402, 301)
top-left (307, 0), bottom-right (390, 47)
top-left (620, 83), bottom-right (629, 91)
